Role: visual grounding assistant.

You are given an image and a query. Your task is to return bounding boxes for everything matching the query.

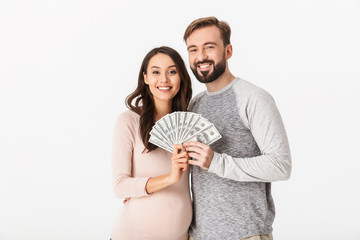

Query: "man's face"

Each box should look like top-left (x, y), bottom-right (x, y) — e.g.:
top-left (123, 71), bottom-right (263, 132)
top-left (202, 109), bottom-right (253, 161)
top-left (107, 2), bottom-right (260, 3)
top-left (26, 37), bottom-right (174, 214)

top-left (186, 25), bottom-right (227, 83)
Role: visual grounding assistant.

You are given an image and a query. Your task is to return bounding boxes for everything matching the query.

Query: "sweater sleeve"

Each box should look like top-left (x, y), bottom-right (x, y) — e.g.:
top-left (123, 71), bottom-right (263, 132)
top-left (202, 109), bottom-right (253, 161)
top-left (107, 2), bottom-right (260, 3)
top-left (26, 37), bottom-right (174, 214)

top-left (111, 111), bottom-right (150, 198)
top-left (208, 81), bottom-right (292, 182)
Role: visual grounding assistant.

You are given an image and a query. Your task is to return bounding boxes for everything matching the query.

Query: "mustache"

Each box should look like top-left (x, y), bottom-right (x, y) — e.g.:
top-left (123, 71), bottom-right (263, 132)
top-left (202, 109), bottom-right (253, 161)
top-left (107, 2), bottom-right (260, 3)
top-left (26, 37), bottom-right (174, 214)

top-left (194, 60), bottom-right (214, 68)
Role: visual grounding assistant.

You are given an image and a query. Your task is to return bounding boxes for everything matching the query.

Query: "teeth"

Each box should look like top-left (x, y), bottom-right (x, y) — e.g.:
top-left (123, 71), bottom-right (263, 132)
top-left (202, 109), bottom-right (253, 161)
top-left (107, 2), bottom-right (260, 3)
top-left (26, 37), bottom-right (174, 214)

top-left (199, 64), bottom-right (210, 69)
top-left (158, 87), bottom-right (171, 90)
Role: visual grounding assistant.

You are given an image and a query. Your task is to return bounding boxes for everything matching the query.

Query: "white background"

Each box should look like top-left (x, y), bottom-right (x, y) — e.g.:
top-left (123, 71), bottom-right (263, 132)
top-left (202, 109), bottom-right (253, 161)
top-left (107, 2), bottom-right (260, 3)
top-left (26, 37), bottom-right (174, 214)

top-left (1, 0), bottom-right (360, 239)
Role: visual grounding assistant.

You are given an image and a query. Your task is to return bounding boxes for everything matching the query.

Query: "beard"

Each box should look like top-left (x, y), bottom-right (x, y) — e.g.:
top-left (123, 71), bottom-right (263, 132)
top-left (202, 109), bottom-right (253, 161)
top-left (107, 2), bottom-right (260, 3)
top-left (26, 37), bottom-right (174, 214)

top-left (191, 54), bottom-right (226, 83)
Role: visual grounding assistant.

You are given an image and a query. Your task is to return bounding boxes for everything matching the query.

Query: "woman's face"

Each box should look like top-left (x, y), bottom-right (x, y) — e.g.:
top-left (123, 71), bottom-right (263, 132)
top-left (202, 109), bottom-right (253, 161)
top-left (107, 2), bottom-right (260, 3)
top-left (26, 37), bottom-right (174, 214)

top-left (144, 53), bottom-right (181, 106)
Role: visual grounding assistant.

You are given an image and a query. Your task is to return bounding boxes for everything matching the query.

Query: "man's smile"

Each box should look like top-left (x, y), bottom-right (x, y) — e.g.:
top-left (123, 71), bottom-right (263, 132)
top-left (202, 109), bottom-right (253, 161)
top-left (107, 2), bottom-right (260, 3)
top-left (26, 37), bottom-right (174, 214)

top-left (196, 61), bottom-right (214, 72)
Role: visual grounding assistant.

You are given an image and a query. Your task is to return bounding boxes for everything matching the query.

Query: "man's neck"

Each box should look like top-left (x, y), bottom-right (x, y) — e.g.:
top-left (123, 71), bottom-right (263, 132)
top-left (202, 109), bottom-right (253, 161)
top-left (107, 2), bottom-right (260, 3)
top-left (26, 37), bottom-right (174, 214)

top-left (205, 70), bottom-right (236, 93)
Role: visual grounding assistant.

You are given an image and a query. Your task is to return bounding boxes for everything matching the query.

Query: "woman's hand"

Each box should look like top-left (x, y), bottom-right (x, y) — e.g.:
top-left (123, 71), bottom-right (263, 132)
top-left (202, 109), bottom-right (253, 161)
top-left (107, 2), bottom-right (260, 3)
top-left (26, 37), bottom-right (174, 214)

top-left (168, 144), bottom-right (189, 184)
top-left (145, 144), bottom-right (189, 194)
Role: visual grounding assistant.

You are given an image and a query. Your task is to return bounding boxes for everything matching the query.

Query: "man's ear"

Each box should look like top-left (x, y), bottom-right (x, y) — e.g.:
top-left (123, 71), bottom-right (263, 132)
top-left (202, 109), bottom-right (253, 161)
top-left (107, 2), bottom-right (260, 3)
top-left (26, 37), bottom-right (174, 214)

top-left (225, 44), bottom-right (233, 60)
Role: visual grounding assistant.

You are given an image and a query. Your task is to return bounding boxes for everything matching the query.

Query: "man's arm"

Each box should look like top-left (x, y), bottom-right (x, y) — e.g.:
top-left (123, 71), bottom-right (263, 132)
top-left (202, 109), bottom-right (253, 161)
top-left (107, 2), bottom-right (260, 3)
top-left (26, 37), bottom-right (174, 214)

top-left (185, 80), bottom-right (291, 182)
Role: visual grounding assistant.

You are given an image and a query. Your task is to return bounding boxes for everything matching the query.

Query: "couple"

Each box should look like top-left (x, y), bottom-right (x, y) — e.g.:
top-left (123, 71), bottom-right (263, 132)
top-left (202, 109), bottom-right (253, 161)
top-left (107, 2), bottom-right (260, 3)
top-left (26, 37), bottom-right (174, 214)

top-left (111, 16), bottom-right (292, 240)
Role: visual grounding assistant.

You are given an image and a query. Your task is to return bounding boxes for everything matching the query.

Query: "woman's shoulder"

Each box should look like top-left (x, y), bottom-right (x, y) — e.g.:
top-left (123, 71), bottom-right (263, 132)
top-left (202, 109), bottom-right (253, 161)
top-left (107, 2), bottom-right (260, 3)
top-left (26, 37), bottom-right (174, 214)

top-left (118, 110), bottom-right (140, 120)
top-left (115, 110), bottom-right (140, 128)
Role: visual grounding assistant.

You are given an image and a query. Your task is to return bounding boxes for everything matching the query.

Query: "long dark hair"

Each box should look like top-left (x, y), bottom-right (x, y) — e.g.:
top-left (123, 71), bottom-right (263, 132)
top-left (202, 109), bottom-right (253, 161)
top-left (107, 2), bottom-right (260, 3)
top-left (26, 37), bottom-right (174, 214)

top-left (126, 46), bottom-right (192, 152)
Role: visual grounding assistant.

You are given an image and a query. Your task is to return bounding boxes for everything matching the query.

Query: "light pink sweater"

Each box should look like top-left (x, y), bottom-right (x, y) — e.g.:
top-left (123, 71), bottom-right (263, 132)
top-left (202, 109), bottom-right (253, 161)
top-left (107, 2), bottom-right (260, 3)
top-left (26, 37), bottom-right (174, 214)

top-left (111, 110), bottom-right (192, 240)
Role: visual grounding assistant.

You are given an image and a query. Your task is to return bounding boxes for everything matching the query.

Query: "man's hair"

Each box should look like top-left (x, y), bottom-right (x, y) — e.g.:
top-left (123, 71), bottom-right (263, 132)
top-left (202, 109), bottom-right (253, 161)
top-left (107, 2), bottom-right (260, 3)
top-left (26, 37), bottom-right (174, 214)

top-left (183, 16), bottom-right (231, 46)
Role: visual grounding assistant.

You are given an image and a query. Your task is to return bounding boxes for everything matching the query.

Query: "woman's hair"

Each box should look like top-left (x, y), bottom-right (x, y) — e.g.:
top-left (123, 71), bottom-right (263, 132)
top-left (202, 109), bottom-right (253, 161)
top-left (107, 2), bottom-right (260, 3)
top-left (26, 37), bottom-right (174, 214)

top-left (183, 16), bottom-right (231, 47)
top-left (126, 46), bottom-right (192, 152)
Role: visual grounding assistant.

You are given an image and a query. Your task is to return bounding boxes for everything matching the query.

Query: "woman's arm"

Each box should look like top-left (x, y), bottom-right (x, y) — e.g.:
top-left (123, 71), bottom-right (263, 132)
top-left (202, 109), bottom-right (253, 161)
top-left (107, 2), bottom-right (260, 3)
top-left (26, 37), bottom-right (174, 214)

top-left (112, 112), bottom-right (189, 199)
top-left (112, 112), bottom-right (150, 199)
top-left (146, 145), bottom-right (189, 194)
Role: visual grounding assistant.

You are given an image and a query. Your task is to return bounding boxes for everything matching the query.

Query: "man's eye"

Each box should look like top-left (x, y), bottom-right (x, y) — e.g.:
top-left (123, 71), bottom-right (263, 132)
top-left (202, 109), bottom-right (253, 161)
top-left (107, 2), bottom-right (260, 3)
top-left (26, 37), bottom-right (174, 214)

top-left (206, 46), bottom-right (214, 49)
top-left (189, 49), bottom-right (197, 53)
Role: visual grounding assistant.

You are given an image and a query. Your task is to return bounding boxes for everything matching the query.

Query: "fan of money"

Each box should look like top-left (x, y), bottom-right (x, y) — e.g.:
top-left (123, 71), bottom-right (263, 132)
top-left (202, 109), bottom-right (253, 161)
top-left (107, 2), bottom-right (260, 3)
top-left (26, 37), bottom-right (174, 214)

top-left (149, 111), bottom-right (222, 153)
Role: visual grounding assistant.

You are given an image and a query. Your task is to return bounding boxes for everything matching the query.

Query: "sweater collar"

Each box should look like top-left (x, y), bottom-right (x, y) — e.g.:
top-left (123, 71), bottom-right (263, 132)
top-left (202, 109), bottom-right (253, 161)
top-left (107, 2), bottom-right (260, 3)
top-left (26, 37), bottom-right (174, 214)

top-left (205, 77), bottom-right (239, 96)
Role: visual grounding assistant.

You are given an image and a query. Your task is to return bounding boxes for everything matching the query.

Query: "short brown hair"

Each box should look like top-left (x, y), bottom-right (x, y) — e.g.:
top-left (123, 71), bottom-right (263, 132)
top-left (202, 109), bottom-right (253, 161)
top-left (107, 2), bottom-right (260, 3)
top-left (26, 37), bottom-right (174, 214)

top-left (183, 16), bottom-right (231, 46)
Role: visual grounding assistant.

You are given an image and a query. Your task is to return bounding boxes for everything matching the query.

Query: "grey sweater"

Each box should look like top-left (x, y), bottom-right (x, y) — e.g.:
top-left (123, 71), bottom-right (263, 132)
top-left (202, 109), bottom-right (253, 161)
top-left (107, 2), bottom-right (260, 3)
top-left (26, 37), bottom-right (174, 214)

top-left (188, 77), bottom-right (291, 240)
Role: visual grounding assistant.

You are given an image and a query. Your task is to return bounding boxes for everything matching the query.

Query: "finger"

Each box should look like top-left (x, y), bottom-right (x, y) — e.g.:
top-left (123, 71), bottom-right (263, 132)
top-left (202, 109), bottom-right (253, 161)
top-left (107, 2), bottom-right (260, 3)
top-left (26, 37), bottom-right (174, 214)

top-left (173, 144), bottom-right (186, 152)
top-left (176, 157), bottom-right (189, 164)
top-left (188, 152), bottom-right (201, 161)
top-left (185, 146), bottom-right (206, 155)
top-left (188, 159), bottom-right (201, 166)
top-left (172, 145), bottom-right (181, 155)
top-left (177, 151), bottom-right (188, 158)
top-left (172, 152), bottom-right (189, 161)
top-left (178, 144), bottom-right (186, 152)
top-left (179, 163), bottom-right (188, 171)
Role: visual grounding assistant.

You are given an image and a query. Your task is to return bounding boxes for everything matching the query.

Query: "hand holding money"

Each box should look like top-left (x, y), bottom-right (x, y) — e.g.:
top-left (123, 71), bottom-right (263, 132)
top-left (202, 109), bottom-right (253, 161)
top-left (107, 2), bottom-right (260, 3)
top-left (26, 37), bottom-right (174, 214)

top-left (149, 111), bottom-right (221, 152)
top-left (145, 144), bottom-right (190, 194)
top-left (168, 144), bottom-right (189, 184)
top-left (184, 141), bottom-right (214, 170)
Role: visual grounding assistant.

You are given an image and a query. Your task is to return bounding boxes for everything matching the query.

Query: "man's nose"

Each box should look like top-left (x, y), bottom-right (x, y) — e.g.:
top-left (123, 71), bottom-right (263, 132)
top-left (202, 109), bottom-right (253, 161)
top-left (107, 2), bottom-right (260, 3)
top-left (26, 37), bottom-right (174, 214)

top-left (197, 49), bottom-right (208, 62)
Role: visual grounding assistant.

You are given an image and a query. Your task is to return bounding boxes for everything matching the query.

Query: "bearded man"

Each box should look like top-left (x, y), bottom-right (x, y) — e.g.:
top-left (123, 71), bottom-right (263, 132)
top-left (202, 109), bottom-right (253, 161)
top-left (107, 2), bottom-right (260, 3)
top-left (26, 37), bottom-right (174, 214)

top-left (183, 16), bottom-right (292, 240)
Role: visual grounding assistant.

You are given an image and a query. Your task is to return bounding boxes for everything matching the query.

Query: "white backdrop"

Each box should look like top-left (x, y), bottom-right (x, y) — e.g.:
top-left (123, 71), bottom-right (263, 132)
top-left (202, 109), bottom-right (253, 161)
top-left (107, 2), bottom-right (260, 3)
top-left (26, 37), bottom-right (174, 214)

top-left (1, 0), bottom-right (360, 239)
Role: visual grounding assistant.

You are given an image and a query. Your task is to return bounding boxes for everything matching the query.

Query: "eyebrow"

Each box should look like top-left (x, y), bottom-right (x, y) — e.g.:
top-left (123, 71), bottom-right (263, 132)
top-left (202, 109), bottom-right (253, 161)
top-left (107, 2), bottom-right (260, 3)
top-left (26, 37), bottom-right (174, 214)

top-left (150, 65), bottom-right (177, 69)
top-left (187, 41), bottom-right (218, 50)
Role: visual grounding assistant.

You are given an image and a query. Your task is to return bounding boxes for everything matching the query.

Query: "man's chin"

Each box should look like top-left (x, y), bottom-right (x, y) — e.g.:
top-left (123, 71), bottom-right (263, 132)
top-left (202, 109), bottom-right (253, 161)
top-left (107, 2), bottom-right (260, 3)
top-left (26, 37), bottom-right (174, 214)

top-left (198, 70), bottom-right (210, 78)
top-left (197, 75), bottom-right (217, 84)
top-left (192, 67), bottom-right (216, 83)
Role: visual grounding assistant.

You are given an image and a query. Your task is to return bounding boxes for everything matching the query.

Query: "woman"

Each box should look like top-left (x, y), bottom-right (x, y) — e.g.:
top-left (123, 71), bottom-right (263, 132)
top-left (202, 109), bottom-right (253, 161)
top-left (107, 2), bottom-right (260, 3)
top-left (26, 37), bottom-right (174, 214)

top-left (111, 46), bottom-right (193, 240)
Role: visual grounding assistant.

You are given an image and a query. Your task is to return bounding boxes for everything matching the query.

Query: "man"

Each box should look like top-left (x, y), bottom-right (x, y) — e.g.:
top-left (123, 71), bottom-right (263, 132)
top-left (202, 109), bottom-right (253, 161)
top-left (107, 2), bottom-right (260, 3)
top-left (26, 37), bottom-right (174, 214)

top-left (183, 17), bottom-right (292, 240)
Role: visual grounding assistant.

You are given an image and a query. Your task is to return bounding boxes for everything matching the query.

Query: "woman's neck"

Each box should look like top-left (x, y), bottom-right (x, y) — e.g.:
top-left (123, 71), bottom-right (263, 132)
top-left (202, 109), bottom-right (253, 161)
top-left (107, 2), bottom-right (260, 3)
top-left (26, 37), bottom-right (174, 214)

top-left (154, 101), bottom-right (172, 121)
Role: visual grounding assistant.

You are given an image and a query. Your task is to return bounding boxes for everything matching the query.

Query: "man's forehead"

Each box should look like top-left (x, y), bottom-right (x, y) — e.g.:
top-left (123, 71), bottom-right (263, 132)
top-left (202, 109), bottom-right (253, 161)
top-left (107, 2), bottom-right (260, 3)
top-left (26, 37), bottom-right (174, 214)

top-left (186, 25), bottom-right (222, 46)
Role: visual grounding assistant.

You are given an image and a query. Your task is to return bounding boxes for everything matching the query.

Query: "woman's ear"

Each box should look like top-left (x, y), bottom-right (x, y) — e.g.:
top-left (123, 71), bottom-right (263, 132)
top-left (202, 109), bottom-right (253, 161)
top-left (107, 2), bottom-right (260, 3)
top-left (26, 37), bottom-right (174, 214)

top-left (143, 72), bottom-right (148, 84)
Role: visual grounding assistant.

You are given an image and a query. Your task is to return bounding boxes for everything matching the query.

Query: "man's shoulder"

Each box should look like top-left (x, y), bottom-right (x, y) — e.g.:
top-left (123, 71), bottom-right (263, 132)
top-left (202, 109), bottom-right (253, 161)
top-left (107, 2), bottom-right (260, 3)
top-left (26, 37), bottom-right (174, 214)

top-left (234, 78), bottom-right (268, 94)
top-left (233, 77), bottom-right (273, 100)
top-left (188, 91), bottom-right (206, 110)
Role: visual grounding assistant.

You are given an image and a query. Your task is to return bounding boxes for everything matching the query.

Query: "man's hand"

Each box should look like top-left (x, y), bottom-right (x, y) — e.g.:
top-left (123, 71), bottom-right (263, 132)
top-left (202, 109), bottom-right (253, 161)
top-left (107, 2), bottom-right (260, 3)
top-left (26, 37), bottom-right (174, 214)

top-left (183, 141), bottom-right (214, 170)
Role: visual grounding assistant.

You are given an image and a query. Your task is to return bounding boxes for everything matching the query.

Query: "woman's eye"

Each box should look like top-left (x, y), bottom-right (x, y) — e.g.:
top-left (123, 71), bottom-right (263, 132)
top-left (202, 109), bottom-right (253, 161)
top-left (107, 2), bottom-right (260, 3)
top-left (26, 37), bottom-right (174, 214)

top-left (152, 71), bottom-right (160, 74)
top-left (168, 70), bottom-right (177, 75)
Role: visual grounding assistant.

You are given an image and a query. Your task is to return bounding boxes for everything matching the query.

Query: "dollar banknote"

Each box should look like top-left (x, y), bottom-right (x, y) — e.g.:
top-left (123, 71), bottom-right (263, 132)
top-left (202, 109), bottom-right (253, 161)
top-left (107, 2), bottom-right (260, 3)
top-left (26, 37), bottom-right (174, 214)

top-left (149, 111), bottom-right (221, 153)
